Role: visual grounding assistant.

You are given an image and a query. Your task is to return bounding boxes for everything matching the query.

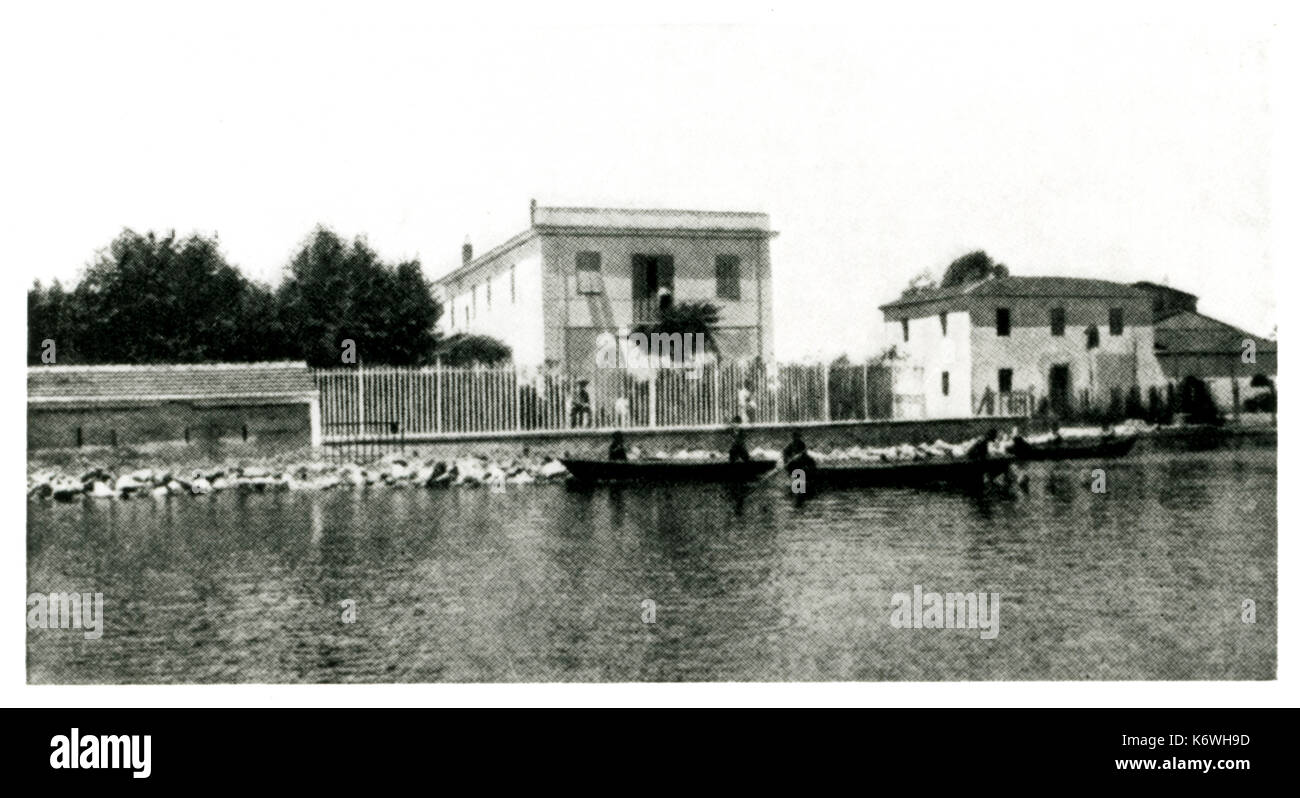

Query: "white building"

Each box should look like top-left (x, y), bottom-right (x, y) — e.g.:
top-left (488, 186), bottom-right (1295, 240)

top-left (879, 277), bottom-right (1166, 418)
top-left (434, 201), bottom-right (777, 373)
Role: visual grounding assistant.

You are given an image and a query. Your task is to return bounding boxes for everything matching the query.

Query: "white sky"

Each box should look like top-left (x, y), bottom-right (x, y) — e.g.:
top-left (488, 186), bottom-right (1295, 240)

top-left (4, 2), bottom-right (1279, 360)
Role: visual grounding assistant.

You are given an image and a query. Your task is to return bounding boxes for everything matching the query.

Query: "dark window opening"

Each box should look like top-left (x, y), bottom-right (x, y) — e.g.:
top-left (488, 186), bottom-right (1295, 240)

top-left (996, 308), bottom-right (1011, 336)
top-left (715, 255), bottom-right (741, 300)
top-left (940, 312), bottom-right (948, 336)
top-left (998, 368), bottom-right (1013, 393)
top-left (1085, 325), bottom-right (1100, 349)
top-left (902, 319), bottom-right (909, 342)
top-left (1109, 307), bottom-right (1124, 335)
top-left (1050, 307), bottom-right (1065, 336)
top-left (942, 371), bottom-right (950, 396)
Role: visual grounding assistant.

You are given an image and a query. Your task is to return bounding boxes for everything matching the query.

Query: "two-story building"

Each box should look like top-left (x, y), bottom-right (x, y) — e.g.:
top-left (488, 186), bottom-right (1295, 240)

top-left (879, 277), bottom-right (1166, 418)
top-left (434, 201), bottom-right (776, 374)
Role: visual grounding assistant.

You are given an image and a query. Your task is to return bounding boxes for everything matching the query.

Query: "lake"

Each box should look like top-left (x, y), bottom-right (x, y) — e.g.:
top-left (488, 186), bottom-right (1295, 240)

top-left (27, 442), bottom-right (1276, 682)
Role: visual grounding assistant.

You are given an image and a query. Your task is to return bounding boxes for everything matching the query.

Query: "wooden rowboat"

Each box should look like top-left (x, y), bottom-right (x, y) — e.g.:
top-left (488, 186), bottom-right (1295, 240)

top-left (560, 458), bottom-right (777, 483)
top-left (1011, 435), bottom-right (1138, 461)
top-left (797, 455), bottom-right (1014, 488)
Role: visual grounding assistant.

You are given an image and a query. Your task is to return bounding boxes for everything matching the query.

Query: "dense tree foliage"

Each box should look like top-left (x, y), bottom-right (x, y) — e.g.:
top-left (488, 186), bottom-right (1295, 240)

top-left (940, 250), bottom-right (1008, 288)
top-left (436, 333), bottom-right (512, 367)
top-left (28, 230), bottom-right (286, 364)
top-left (276, 228), bottom-right (441, 367)
top-left (27, 226), bottom-right (503, 367)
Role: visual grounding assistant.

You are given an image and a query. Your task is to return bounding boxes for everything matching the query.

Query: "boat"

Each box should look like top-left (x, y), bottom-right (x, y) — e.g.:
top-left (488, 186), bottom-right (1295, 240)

top-left (794, 455), bottom-right (1014, 488)
top-left (1011, 435), bottom-right (1138, 461)
top-left (560, 458), bottom-right (777, 483)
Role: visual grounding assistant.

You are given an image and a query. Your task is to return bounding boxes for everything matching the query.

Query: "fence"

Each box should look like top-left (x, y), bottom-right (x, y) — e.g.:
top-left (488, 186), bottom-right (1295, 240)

top-left (313, 361), bottom-right (928, 441)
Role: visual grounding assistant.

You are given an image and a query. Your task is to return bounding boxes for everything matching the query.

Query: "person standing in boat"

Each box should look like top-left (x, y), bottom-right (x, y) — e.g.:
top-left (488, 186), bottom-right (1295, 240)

top-left (727, 416), bottom-right (750, 463)
top-left (608, 430), bottom-right (628, 461)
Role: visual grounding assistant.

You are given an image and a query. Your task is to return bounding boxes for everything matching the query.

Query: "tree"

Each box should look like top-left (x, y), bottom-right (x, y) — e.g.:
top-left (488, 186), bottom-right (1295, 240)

top-left (633, 299), bottom-right (721, 359)
top-left (39, 229), bottom-right (284, 364)
top-left (436, 333), bottom-right (512, 367)
top-left (276, 227), bottom-right (441, 367)
top-left (940, 250), bottom-right (1008, 288)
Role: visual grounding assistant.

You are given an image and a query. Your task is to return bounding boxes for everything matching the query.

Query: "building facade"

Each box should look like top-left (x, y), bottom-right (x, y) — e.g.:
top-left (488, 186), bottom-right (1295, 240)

top-left (880, 277), bottom-right (1165, 418)
top-left (434, 202), bottom-right (777, 373)
top-left (27, 362), bottom-right (320, 453)
top-left (1134, 283), bottom-right (1277, 415)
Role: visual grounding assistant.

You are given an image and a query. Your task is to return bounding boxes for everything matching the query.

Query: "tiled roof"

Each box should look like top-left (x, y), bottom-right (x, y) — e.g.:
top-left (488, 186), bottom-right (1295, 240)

top-left (1155, 312), bottom-right (1276, 355)
top-left (28, 362), bottom-right (316, 402)
top-left (881, 276), bottom-right (1147, 309)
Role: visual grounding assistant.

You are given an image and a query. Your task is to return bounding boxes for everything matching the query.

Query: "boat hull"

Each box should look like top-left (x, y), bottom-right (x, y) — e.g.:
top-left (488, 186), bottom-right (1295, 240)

top-left (803, 456), bottom-right (1014, 488)
top-left (1012, 436), bottom-right (1138, 461)
top-left (560, 458), bottom-right (777, 483)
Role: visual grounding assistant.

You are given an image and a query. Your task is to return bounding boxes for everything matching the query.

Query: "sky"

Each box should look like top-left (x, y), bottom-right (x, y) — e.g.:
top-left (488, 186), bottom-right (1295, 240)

top-left (4, 2), bottom-right (1279, 360)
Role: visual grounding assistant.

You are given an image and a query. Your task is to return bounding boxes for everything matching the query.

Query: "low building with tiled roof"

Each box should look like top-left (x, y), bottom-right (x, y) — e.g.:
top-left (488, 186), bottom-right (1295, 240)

top-left (878, 275), bottom-right (1165, 418)
top-left (27, 362), bottom-right (320, 453)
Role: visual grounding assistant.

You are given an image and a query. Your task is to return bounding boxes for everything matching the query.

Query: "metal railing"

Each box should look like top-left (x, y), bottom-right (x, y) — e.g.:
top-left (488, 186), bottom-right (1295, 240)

top-left (314, 361), bottom-right (927, 440)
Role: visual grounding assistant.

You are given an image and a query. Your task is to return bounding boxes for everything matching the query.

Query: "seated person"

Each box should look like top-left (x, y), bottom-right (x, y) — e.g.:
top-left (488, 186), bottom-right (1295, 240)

top-left (727, 416), bottom-right (750, 463)
top-left (968, 428), bottom-right (998, 461)
top-left (608, 431), bottom-right (628, 461)
top-left (782, 429), bottom-right (815, 472)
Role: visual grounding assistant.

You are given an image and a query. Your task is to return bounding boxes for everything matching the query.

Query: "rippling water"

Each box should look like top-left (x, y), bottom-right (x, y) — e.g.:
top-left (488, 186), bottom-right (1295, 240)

top-left (27, 442), bottom-right (1275, 682)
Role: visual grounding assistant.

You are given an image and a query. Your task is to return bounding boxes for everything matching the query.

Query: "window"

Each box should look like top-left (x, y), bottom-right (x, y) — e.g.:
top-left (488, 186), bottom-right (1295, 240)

top-left (942, 371), bottom-right (950, 396)
top-left (902, 319), bottom-right (909, 342)
top-left (940, 312), bottom-right (948, 337)
top-left (510, 265), bottom-right (516, 304)
top-left (715, 255), bottom-right (741, 300)
top-left (1085, 325), bottom-right (1099, 349)
top-left (1109, 307), bottom-right (1124, 336)
top-left (1050, 307), bottom-right (1065, 336)
top-left (996, 308), bottom-right (1011, 336)
top-left (576, 251), bottom-right (602, 294)
top-left (998, 368), bottom-right (1013, 393)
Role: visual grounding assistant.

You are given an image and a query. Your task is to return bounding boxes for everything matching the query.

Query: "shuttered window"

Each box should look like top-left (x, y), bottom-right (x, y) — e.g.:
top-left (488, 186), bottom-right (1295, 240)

top-left (715, 255), bottom-right (741, 300)
top-left (576, 252), bottom-right (602, 294)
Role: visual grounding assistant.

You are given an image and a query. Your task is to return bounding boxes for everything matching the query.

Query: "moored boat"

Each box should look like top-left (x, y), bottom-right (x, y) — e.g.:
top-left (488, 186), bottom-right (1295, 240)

top-left (1012, 435), bottom-right (1138, 461)
top-left (797, 455), bottom-right (1014, 488)
top-left (560, 458), bottom-right (777, 483)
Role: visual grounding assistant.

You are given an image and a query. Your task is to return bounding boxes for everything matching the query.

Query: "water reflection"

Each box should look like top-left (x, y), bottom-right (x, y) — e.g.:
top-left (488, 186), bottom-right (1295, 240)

top-left (27, 446), bottom-right (1275, 683)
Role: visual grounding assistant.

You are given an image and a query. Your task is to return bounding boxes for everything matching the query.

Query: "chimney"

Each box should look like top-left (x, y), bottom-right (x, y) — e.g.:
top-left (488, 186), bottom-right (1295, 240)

top-left (462, 236), bottom-right (472, 267)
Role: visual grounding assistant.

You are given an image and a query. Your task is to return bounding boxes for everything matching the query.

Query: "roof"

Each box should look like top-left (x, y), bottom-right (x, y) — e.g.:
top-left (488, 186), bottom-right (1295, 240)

top-left (1154, 311), bottom-right (1276, 355)
top-left (881, 276), bottom-right (1147, 310)
top-left (532, 205), bottom-right (770, 233)
top-left (434, 202), bottom-right (774, 287)
top-left (28, 362), bottom-right (316, 403)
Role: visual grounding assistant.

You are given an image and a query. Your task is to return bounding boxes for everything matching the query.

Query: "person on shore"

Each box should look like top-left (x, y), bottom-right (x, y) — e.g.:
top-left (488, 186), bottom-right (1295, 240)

top-left (782, 429), bottom-right (815, 473)
top-left (727, 416), bottom-right (750, 463)
top-left (737, 382), bottom-right (755, 424)
top-left (614, 395), bottom-right (631, 427)
top-left (570, 380), bottom-right (592, 428)
top-left (608, 431), bottom-right (628, 461)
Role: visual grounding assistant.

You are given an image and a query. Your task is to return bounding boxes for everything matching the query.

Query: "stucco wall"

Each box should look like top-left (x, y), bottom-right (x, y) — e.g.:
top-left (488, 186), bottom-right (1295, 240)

top-left (541, 231), bottom-right (773, 370)
top-left (887, 310), bottom-right (973, 417)
top-left (28, 400), bottom-right (314, 454)
top-left (440, 237), bottom-right (546, 365)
